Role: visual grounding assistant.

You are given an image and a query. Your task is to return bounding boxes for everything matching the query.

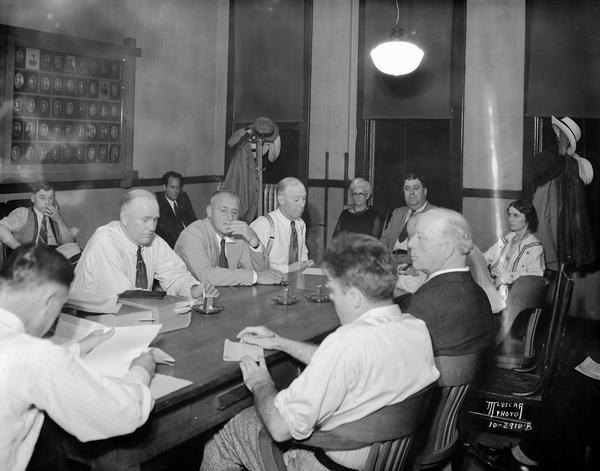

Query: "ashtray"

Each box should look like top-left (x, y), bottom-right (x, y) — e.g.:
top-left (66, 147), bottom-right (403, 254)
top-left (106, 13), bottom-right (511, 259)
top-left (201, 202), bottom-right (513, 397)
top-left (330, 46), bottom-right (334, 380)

top-left (305, 294), bottom-right (330, 303)
top-left (192, 304), bottom-right (224, 315)
top-left (271, 296), bottom-right (300, 305)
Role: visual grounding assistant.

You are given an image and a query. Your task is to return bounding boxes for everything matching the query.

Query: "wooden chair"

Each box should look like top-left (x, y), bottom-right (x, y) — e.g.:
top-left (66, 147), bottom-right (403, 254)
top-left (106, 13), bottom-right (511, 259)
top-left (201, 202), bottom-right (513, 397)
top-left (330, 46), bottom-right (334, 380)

top-left (467, 263), bottom-right (574, 429)
top-left (263, 183), bottom-right (278, 214)
top-left (411, 352), bottom-right (482, 470)
top-left (258, 385), bottom-right (434, 471)
top-left (0, 198), bottom-right (31, 262)
top-left (492, 275), bottom-right (550, 370)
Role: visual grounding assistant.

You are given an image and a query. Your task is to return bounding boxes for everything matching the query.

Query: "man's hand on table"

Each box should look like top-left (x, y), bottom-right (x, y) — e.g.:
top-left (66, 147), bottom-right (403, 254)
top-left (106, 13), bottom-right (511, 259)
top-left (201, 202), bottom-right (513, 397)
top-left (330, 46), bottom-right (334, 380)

top-left (256, 269), bottom-right (283, 285)
top-left (240, 355), bottom-right (274, 393)
top-left (288, 260), bottom-right (314, 273)
top-left (191, 281), bottom-right (219, 299)
top-left (237, 325), bottom-right (281, 350)
top-left (130, 350), bottom-right (157, 380)
top-left (79, 328), bottom-right (115, 356)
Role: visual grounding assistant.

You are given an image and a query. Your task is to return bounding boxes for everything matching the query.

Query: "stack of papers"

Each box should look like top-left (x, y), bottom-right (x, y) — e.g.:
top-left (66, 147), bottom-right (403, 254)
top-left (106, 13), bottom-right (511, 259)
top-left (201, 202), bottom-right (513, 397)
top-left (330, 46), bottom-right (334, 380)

top-left (52, 314), bottom-right (192, 398)
top-left (575, 356), bottom-right (600, 380)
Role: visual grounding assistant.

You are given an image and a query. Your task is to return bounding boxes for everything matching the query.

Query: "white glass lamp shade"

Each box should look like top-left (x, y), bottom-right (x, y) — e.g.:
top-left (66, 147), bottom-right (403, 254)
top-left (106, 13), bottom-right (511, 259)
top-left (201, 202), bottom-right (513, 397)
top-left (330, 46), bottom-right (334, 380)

top-left (370, 40), bottom-right (424, 76)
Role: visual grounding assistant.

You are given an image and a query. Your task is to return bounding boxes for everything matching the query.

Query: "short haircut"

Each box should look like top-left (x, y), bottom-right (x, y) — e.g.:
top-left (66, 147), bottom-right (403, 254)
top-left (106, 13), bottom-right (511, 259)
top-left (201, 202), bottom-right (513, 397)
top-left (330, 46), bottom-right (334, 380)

top-left (277, 177), bottom-right (304, 196)
top-left (349, 177), bottom-right (372, 196)
top-left (120, 188), bottom-right (157, 210)
top-left (209, 190), bottom-right (240, 207)
top-left (30, 181), bottom-right (54, 194)
top-left (403, 173), bottom-right (427, 189)
top-left (162, 171), bottom-right (183, 186)
top-left (322, 233), bottom-right (396, 302)
top-left (508, 199), bottom-right (539, 233)
top-left (431, 208), bottom-right (473, 255)
top-left (0, 243), bottom-right (74, 290)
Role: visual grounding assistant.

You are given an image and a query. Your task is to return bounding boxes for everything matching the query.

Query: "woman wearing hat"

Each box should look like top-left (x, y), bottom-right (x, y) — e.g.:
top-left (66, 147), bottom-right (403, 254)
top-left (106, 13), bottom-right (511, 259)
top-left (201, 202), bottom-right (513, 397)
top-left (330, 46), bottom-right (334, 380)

top-left (484, 199), bottom-right (545, 300)
top-left (332, 178), bottom-right (381, 238)
top-left (222, 117), bottom-right (281, 224)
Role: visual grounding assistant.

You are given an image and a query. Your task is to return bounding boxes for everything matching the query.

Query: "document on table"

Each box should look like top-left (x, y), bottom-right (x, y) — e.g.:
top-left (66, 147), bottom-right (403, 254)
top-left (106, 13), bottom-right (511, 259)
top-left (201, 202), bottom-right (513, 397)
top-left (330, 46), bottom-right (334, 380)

top-left (223, 338), bottom-right (263, 362)
top-left (575, 356), bottom-right (600, 380)
top-left (150, 374), bottom-right (193, 399)
top-left (302, 267), bottom-right (324, 276)
top-left (83, 324), bottom-right (162, 378)
top-left (51, 313), bottom-right (112, 345)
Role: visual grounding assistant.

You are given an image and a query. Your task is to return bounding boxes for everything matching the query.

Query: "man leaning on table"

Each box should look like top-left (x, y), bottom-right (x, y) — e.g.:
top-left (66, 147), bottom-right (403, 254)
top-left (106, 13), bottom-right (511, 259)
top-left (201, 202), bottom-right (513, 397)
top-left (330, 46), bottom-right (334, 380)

top-left (249, 177), bottom-right (314, 274)
top-left (72, 188), bottom-right (218, 300)
top-left (174, 190), bottom-right (283, 286)
top-left (0, 244), bottom-right (157, 471)
top-left (200, 233), bottom-right (439, 471)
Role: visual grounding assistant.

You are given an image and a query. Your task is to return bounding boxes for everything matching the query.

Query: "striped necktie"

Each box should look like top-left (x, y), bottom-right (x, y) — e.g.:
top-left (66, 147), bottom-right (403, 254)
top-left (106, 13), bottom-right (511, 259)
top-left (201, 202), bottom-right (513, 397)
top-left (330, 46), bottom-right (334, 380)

top-left (38, 215), bottom-right (49, 246)
top-left (135, 246), bottom-right (148, 289)
top-left (289, 221), bottom-right (299, 264)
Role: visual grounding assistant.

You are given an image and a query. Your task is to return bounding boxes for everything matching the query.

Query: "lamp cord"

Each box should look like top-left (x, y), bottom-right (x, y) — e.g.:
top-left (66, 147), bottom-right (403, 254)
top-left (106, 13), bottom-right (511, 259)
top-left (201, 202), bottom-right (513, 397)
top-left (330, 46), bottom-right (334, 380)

top-left (395, 0), bottom-right (400, 26)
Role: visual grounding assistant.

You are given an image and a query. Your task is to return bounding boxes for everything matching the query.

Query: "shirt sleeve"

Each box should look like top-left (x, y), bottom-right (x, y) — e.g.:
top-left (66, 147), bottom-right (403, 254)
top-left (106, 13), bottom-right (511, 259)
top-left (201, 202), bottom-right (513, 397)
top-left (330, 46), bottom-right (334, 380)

top-left (152, 237), bottom-right (199, 297)
top-left (273, 332), bottom-right (356, 440)
top-left (250, 216), bottom-right (269, 251)
top-left (27, 341), bottom-right (153, 442)
top-left (0, 207), bottom-right (29, 232)
top-left (483, 239), bottom-right (502, 267)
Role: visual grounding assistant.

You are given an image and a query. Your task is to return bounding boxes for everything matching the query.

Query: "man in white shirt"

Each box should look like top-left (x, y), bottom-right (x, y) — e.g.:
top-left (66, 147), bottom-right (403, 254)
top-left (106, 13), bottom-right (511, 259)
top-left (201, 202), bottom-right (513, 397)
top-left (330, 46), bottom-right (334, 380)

top-left (0, 244), bottom-right (157, 471)
top-left (250, 177), bottom-right (314, 274)
top-left (200, 233), bottom-right (439, 471)
top-left (0, 181), bottom-right (75, 250)
top-left (380, 174), bottom-right (436, 265)
top-left (175, 190), bottom-right (283, 286)
top-left (72, 189), bottom-right (218, 301)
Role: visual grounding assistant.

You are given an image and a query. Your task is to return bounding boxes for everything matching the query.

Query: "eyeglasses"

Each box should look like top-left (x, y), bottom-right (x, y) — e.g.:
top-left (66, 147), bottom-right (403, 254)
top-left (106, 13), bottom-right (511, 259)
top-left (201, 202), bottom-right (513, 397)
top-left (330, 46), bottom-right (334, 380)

top-left (351, 192), bottom-right (368, 197)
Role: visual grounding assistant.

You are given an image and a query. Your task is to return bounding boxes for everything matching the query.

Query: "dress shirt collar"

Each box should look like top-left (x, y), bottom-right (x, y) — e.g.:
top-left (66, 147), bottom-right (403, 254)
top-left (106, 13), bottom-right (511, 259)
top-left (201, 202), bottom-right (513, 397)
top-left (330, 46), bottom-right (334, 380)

top-left (116, 221), bottom-right (143, 251)
top-left (427, 267), bottom-right (469, 282)
top-left (0, 307), bottom-right (26, 334)
top-left (213, 231), bottom-right (234, 245)
top-left (32, 207), bottom-right (45, 224)
top-left (412, 201), bottom-right (428, 214)
top-left (165, 197), bottom-right (176, 212)
top-left (353, 303), bottom-right (401, 324)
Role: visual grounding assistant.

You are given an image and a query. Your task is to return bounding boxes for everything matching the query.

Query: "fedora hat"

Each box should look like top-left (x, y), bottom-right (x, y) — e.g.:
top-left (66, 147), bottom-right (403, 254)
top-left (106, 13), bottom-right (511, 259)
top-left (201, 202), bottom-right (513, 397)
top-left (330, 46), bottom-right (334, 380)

top-left (572, 153), bottom-right (594, 185)
top-left (252, 117), bottom-right (279, 143)
top-left (552, 116), bottom-right (581, 156)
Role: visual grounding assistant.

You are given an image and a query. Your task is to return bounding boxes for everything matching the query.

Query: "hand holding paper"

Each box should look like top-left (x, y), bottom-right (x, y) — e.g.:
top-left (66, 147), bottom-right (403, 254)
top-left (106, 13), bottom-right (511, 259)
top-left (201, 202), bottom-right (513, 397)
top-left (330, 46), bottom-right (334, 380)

top-left (223, 338), bottom-right (263, 362)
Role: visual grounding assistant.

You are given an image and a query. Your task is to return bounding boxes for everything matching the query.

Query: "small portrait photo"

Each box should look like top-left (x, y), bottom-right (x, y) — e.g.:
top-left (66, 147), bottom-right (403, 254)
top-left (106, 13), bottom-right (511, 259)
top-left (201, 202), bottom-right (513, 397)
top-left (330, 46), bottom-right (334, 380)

top-left (39, 146), bottom-right (48, 161)
top-left (14, 72), bottom-right (24, 90)
top-left (89, 80), bottom-right (98, 97)
top-left (26, 97), bottom-right (36, 114)
top-left (27, 74), bottom-right (38, 91)
top-left (77, 79), bottom-right (87, 96)
top-left (65, 123), bottom-right (74, 139)
top-left (87, 145), bottom-right (97, 161)
top-left (109, 144), bottom-right (120, 162)
top-left (15, 49), bottom-right (25, 66)
top-left (65, 55), bottom-right (76, 72)
top-left (40, 75), bottom-right (51, 92)
top-left (41, 53), bottom-right (51, 69)
top-left (25, 48), bottom-right (40, 70)
top-left (99, 123), bottom-right (109, 140)
top-left (24, 120), bottom-right (36, 139)
top-left (13, 97), bottom-right (23, 114)
top-left (39, 122), bottom-right (50, 138)
top-left (54, 54), bottom-right (64, 71)
top-left (77, 57), bottom-right (87, 74)
top-left (65, 101), bottom-right (75, 116)
top-left (11, 145), bottom-right (21, 161)
top-left (12, 120), bottom-right (23, 139)
top-left (98, 145), bottom-right (108, 161)
top-left (65, 78), bottom-right (76, 94)
top-left (39, 99), bottom-right (50, 115)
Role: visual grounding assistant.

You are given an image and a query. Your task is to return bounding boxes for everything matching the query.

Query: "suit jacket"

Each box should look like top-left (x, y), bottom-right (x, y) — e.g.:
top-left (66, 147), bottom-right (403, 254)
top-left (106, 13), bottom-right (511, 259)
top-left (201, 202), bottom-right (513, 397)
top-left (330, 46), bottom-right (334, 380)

top-left (398, 271), bottom-right (494, 356)
top-left (174, 218), bottom-right (266, 286)
top-left (155, 191), bottom-right (197, 248)
top-left (379, 201), bottom-right (436, 252)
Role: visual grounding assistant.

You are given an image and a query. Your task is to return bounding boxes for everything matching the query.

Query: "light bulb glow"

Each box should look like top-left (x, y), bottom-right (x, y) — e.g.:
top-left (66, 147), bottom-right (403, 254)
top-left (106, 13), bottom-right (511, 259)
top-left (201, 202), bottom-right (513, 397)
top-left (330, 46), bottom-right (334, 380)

top-left (370, 40), bottom-right (424, 76)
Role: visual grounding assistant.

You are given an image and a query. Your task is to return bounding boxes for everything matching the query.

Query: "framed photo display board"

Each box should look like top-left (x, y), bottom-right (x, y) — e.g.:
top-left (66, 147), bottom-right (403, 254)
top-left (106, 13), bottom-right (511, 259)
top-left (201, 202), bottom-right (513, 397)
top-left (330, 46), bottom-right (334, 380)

top-left (0, 25), bottom-right (140, 184)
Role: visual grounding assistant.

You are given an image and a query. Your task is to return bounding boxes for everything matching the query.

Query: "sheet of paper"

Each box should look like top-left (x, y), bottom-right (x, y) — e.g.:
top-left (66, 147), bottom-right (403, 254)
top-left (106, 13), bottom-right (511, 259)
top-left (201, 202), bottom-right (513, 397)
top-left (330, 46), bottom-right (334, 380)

top-left (223, 338), bottom-right (263, 362)
top-left (575, 356), bottom-right (600, 380)
top-left (152, 347), bottom-right (175, 365)
top-left (66, 291), bottom-right (120, 313)
top-left (302, 267), bottom-right (324, 276)
top-left (83, 324), bottom-right (161, 378)
top-left (150, 374), bottom-right (192, 399)
top-left (51, 313), bottom-right (111, 345)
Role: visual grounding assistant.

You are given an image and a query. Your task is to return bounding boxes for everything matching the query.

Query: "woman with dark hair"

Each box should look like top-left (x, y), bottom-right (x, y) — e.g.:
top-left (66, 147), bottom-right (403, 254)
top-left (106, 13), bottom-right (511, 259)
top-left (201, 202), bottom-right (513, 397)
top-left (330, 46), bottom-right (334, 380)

top-left (484, 199), bottom-right (545, 299)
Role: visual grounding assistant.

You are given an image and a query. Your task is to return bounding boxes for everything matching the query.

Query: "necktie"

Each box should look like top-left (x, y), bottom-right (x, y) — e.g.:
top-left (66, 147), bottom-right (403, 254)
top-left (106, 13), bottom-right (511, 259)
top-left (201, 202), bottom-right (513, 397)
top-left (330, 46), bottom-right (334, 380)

top-left (38, 215), bottom-right (49, 246)
top-left (218, 237), bottom-right (229, 268)
top-left (397, 210), bottom-right (414, 244)
top-left (135, 246), bottom-right (148, 289)
top-left (173, 201), bottom-right (185, 229)
top-left (289, 221), bottom-right (299, 264)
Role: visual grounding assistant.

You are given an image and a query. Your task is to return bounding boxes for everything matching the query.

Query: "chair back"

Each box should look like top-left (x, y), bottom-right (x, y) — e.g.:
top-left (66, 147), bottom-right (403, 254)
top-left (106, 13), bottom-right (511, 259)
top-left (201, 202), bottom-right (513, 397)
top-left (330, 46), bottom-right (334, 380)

top-left (411, 352), bottom-right (482, 469)
top-left (493, 275), bottom-right (549, 348)
top-left (263, 183), bottom-right (278, 214)
top-left (259, 385), bottom-right (434, 471)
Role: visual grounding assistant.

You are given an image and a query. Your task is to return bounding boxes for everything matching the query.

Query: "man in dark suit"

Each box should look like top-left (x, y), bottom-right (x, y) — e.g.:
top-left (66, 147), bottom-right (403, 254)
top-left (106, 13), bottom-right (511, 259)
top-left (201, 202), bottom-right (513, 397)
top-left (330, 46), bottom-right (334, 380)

top-left (155, 171), bottom-right (197, 248)
top-left (380, 174), bottom-right (436, 266)
top-left (397, 208), bottom-right (494, 356)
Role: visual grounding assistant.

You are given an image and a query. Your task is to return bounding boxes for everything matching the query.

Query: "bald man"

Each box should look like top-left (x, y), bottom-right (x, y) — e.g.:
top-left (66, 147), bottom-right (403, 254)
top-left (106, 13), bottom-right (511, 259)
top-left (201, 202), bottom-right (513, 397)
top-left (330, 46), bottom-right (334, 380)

top-left (250, 177), bottom-right (314, 273)
top-left (72, 189), bottom-right (217, 301)
top-left (397, 208), bottom-right (494, 356)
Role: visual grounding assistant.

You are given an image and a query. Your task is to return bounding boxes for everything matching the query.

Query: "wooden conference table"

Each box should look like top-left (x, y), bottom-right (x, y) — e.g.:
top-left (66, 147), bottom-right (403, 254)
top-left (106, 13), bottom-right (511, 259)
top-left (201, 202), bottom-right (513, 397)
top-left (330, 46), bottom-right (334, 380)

top-left (65, 272), bottom-right (339, 470)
